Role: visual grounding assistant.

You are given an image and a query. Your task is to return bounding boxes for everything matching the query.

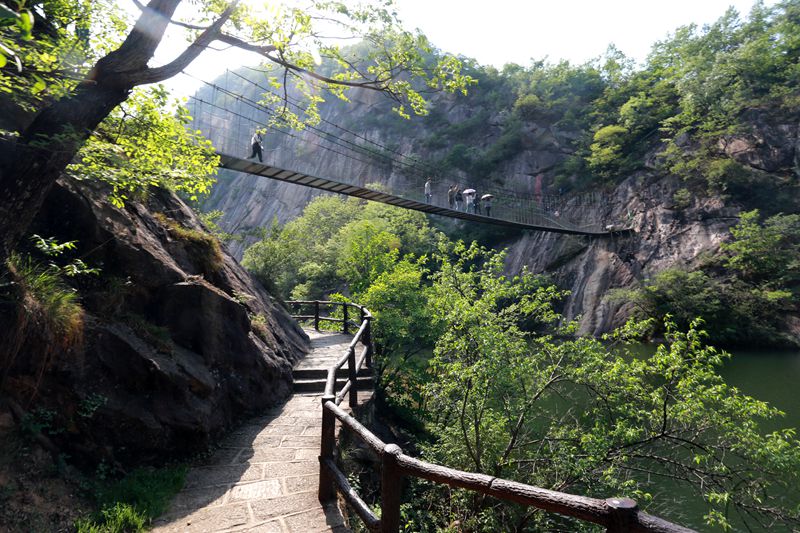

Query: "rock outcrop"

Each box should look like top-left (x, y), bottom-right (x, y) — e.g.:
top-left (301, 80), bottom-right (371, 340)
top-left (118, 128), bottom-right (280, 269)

top-left (1, 178), bottom-right (308, 466)
top-left (196, 74), bottom-right (798, 338)
top-left (505, 173), bottom-right (739, 334)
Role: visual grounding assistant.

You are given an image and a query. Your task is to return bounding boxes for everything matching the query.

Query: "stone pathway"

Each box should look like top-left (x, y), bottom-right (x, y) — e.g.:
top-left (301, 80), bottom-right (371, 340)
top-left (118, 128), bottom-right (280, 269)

top-left (152, 330), bottom-right (366, 533)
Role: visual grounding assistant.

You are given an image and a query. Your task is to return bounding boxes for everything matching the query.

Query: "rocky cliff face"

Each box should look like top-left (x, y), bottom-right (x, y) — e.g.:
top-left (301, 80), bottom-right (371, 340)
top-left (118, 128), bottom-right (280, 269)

top-left (0, 178), bottom-right (308, 466)
top-left (505, 174), bottom-right (739, 334)
top-left (197, 77), bottom-right (798, 336)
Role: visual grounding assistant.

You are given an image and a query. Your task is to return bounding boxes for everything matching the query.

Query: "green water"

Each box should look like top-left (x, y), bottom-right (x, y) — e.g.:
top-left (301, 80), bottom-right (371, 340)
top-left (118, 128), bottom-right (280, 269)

top-left (651, 347), bottom-right (800, 532)
top-left (718, 348), bottom-right (800, 432)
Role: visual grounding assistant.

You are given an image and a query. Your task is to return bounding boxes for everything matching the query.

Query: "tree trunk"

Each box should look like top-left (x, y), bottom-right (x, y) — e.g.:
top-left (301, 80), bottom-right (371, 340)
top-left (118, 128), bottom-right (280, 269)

top-left (0, 81), bottom-right (131, 260)
top-left (0, 0), bottom-right (186, 262)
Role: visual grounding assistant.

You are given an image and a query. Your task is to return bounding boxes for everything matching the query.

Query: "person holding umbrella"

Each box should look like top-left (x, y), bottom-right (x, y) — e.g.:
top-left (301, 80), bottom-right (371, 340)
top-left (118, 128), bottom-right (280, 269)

top-left (482, 194), bottom-right (493, 216)
top-left (463, 188), bottom-right (476, 212)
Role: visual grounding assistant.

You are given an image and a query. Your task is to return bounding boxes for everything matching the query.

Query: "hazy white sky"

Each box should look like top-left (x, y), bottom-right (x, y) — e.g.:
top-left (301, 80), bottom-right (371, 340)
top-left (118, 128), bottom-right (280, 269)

top-left (155, 0), bottom-right (776, 96)
top-left (394, 0), bottom-right (776, 67)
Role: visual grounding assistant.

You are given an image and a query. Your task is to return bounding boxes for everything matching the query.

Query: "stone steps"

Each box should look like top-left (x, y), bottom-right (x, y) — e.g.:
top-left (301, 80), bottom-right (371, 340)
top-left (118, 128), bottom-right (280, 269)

top-left (292, 367), bottom-right (372, 380)
top-left (292, 374), bottom-right (374, 393)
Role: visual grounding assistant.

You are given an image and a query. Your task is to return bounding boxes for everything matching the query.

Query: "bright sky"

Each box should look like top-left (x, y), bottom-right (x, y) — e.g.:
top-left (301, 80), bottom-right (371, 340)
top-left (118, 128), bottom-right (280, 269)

top-left (394, 0), bottom-right (776, 67)
top-left (156, 0), bottom-right (777, 97)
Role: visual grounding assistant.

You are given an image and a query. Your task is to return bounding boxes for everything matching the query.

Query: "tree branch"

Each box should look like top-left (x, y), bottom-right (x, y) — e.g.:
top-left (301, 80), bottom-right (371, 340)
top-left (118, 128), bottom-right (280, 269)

top-left (122, 1), bottom-right (242, 86)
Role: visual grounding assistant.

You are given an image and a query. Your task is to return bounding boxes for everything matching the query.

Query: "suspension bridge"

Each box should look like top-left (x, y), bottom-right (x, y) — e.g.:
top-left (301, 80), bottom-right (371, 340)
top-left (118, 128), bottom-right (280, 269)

top-left (187, 70), bottom-right (633, 237)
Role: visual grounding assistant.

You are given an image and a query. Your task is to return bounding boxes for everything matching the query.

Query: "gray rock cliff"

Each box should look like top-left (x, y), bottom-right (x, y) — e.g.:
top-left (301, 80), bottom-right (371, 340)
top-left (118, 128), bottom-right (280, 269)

top-left (0, 178), bottom-right (309, 465)
top-left (196, 77), bottom-right (797, 337)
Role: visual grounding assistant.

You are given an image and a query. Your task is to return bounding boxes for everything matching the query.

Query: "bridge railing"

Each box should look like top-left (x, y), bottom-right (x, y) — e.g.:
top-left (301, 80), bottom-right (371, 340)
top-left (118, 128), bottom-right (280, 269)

top-left (287, 301), bottom-right (694, 533)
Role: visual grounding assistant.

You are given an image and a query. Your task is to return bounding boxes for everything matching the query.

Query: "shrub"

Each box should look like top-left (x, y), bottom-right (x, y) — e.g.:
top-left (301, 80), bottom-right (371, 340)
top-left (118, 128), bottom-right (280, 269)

top-left (672, 188), bottom-right (692, 210)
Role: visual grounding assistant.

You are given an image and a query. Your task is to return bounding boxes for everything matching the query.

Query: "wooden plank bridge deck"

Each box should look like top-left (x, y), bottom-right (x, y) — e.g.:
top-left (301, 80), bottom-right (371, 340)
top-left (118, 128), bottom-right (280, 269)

top-left (218, 154), bottom-right (632, 237)
top-left (153, 329), bottom-right (371, 533)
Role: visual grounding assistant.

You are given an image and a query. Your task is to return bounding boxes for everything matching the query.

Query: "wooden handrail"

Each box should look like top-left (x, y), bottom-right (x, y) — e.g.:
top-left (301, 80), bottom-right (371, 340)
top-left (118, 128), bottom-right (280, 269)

top-left (287, 301), bottom-right (695, 533)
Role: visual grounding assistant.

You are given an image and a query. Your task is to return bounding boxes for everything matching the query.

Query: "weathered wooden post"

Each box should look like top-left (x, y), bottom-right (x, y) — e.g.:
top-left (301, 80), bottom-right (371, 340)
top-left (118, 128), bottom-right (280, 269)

top-left (348, 345), bottom-right (357, 409)
top-left (364, 312), bottom-right (373, 368)
top-left (314, 301), bottom-right (320, 331)
top-left (605, 497), bottom-right (638, 533)
top-left (342, 303), bottom-right (349, 334)
top-left (380, 444), bottom-right (403, 533)
top-left (318, 395), bottom-right (336, 502)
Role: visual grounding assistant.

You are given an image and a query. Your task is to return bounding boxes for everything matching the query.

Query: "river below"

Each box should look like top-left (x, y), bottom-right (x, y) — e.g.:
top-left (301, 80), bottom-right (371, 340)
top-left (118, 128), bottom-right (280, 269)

top-left (719, 348), bottom-right (800, 432)
top-left (650, 347), bottom-right (800, 532)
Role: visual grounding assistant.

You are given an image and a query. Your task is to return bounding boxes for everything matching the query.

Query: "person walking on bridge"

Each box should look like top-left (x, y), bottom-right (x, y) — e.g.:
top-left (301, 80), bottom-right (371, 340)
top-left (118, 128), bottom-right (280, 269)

top-left (424, 178), bottom-right (432, 204)
top-left (248, 130), bottom-right (263, 162)
top-left (448, 185), bottom-right (456, 209)
top-left (455, 188), bottom-right (463, 211)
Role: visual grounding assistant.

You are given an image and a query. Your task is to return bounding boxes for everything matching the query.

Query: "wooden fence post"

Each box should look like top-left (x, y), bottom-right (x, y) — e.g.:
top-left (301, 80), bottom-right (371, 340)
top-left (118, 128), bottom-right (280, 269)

top-left (605, 497), bottom-right (637, 533)
top-left (348, 345), bottom-right (357, 409)
top-left (380, 444), bottom-right (403, 533)
top-left (314, 301), bottom-right (320, 331)
top-left (318, 395), bottom-right (336, 502)
top-left (364, 315), bottom-right (373, 368)
top-left (342, 303), bottom-right (349, 334)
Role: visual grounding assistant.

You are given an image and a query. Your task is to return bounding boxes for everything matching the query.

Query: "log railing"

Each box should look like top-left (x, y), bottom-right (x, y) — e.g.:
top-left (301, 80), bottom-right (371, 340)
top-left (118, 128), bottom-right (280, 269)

top-left (286, 301), bottom-right (695, 533)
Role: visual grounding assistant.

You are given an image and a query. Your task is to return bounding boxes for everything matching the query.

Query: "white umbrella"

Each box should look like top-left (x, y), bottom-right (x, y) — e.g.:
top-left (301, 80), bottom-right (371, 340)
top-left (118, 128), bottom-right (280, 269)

top-left (463, 188), bottom-right (476, 195)
top-left (481, 194), bottom-right (493, 200)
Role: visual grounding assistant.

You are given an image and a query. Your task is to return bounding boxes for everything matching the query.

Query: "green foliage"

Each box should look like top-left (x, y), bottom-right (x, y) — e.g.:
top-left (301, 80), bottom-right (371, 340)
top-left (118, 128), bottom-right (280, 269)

top-left (0, 0), bottom-right (128, 112)
top-left (75, 465), bottom-right (187, 532)
top-left (7, 252), bottom-right (84, 346)
top-left (333, 219), bottom-right (399, 294)
top-left (357, 256), bottom-right (436, 423)
top-left (671, 188), bottom-right (692, 210)
top-left (231, 1), bottom-right (474, 127)
top-left (30, 234), bottom-right (101, 277)
top-left (69, 87), bottom-right (219, 207)
top-left (616, 210), bottom-right (800, 347)
top-left (394, 244), bottom-right (800, 530)
top-left (196, 209), bottom-right (239, 243)
top-left (587, 124), bottom-right (629, 175)
top-left (74, 503), bottom-right (146, 533)
top-left (721, 209), bottom-right (800, 283)
top-left (242, 196), bottom-right (440, 299)
top-left (77, 393), bottom-right (108, 419)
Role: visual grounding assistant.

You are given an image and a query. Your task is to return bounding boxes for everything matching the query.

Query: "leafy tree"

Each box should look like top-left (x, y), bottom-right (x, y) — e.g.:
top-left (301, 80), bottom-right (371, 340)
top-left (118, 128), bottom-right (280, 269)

top-left (407, 243), bottom-right (800, 531)
top-left (0, 0), bottom-right (473, 265)
top-left (587, 124), bottom-right (629, 175)
top-left (333, 219), bottom-right (400, 295)
top-left (721, 209), bottom-right (800, 284)
top-left (357, 256), bottom-right (436, 426)
top-left (68, 86), bottom-right (219, 207)
top-left (242, 195), bottom-right (440, 299)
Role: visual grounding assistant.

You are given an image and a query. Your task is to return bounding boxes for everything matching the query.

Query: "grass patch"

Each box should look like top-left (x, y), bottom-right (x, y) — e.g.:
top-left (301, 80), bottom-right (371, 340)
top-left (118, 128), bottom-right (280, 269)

top-left (8, 253), bottom-right (84, 347)
top-left (154, 212), bottom-right (224, 275)
top-left (75, 503), bottom-right (146, 533)
top-left (249, 312), bottom-right (270, 343)
top-left (75, 465), bottom-right (187, 532)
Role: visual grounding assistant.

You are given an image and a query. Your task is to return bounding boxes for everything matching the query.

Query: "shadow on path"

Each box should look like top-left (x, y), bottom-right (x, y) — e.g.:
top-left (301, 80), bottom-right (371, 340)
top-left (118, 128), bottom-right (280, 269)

top-left (152, 330), bottom-right (355, 533)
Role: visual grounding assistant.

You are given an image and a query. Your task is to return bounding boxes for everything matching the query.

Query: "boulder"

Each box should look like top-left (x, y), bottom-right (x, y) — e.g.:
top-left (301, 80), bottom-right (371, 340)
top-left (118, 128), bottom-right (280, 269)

top-left (1, 178), bottom-right (309, 466)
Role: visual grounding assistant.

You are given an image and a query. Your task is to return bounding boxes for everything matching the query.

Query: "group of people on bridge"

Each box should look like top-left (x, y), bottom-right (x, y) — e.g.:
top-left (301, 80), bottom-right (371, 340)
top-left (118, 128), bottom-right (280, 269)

top-left (425, 178), bottom-right (493, 217)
